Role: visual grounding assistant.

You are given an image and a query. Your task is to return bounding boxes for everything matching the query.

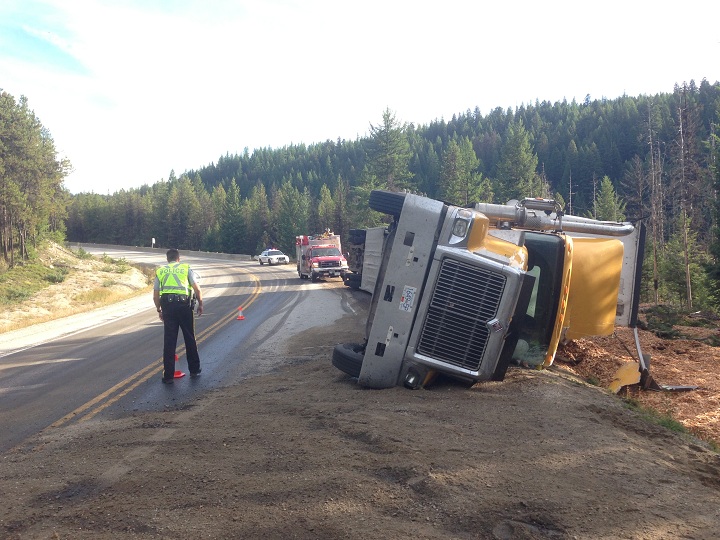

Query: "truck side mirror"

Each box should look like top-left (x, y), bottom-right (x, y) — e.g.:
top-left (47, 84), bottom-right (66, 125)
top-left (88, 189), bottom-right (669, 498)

top-left (302, 255), bottom-right (306, 261)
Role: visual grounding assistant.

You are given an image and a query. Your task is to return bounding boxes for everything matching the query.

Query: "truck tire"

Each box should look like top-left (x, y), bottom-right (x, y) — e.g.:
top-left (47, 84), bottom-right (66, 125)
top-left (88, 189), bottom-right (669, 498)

top-left (369, 190), bottom-right (406, 219)
top-left (332, 343), bottom-right (365, 378)
top-left (311, 273), bottom-right (319, 282)
top-left (343, 272), bottom-right (361, 290)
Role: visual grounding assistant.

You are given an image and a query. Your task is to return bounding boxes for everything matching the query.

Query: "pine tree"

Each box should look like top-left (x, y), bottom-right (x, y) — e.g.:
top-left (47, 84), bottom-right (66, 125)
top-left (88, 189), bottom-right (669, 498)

top-left (670, 84), bottom-right (708, 308)
top-left (709, 119), bottom-right (720, 283)
top-left (242, 182), bottom-right (270, 254)
top-left (593, 176), bottom-right (626, 221)
top-left (203, 183), bottom-right (227, 252)
top-left (367, 108), bottom-right (413, 191)
top-left (494, 120), bottom-right (539, 202)
top-left (350, 166), bottom-right (386, 229)
top-left (661, 214), bottom-right (714, 309)
top-left (332, 176), bottom-right (350, 239)
top-left (439, 139), bottom-right (462, 204)
top-left (220, 179), bottom-right (243, 253)
top-left (439, 137), bottom-right (492, 206)
top-left (272, 181), bottom-right (309, 253)
top-left (317, 184), bottom-right (335, 231)
top-left (165, 177), bottom-right (201, 249)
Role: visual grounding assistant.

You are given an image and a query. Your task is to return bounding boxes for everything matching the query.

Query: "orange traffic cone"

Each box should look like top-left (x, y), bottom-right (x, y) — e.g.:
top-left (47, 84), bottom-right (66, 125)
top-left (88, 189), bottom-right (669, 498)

top-left (236, 306), bottom-right (245, 320)
top-left (174, 353), bottom-right (186, 379)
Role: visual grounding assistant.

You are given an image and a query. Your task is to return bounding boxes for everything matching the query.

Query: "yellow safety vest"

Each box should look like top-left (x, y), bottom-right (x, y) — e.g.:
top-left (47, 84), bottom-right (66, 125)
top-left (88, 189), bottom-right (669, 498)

top-left (156, 262), bottom-right (191, 296)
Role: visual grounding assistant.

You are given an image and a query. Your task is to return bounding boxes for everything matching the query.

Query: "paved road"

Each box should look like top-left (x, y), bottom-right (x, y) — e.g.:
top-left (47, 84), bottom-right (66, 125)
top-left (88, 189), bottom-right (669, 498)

top-left (0, 248), bottom-right (358, 453)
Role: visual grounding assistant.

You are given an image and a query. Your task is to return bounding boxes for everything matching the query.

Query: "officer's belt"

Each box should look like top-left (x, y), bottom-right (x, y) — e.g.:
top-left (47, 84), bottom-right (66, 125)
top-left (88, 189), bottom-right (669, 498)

top-left (161, 294), bottom-right (189, 303)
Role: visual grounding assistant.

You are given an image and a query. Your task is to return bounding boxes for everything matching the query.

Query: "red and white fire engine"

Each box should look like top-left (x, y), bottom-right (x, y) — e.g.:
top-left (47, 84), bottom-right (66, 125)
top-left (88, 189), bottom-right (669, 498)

top-left (295, 230), bottom-right (349, 282)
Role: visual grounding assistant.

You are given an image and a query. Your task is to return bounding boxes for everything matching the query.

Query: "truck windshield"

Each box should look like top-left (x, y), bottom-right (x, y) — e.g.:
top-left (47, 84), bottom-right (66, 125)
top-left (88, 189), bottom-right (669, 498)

top-left (313, 247), bottom-right (341, 257)
top-left (512, 233), bottom-right (565, 366)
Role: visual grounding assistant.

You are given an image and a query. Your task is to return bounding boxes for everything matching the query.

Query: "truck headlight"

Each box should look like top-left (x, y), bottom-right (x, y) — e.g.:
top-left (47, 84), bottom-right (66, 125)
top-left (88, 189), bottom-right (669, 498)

top-left (449, 209), bottom-right (473, 242)
top-left (452, 218), bottom-right (469, 238)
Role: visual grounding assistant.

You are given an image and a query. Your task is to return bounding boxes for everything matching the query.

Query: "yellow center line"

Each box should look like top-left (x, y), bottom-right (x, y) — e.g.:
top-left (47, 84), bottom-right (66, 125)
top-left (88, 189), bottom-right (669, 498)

top-left (49, 271), bottom-right (262, 428)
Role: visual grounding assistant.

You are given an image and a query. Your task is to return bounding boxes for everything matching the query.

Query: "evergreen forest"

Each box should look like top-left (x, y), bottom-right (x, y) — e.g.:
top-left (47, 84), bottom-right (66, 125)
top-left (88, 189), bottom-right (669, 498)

top-left (2, 79), bottom-right (720, 310)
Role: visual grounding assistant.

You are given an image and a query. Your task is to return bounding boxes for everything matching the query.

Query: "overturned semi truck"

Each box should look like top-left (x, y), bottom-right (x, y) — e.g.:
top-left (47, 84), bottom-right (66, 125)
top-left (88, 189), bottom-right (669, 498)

top-left (332, 190), bottom-right (648, 390)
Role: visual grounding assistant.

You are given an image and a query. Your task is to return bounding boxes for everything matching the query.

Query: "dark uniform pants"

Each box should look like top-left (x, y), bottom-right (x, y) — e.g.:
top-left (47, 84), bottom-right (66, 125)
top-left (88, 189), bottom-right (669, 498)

top-left (161, 299), bottom-right (201, 379)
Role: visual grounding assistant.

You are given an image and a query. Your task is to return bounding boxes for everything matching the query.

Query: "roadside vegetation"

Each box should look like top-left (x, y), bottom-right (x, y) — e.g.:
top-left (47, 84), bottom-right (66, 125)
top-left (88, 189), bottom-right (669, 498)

top-left (625, 397), bottom-right (718, 452)
top-left (0, 260), bottom-right (69, 305)
top-left (0, 241), bottom-right (152, 333)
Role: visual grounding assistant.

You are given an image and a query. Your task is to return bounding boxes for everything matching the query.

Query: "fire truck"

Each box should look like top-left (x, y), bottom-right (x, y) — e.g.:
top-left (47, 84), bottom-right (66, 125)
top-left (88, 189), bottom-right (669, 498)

top-left (332, 190), bottom-right (647, 390)
top-left (295, 230), bottom-right (349, 282)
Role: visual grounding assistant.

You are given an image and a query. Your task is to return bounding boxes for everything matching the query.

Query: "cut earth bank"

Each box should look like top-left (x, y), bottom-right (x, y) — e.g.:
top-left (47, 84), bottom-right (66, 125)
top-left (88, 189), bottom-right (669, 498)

top-left (1, 244), bottom-right (719, 539)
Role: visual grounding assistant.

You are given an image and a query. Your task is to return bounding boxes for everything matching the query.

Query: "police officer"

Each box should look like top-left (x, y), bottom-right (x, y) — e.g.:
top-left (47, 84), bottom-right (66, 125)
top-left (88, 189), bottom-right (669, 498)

top-left (153, 248), bottom-right (204, 383)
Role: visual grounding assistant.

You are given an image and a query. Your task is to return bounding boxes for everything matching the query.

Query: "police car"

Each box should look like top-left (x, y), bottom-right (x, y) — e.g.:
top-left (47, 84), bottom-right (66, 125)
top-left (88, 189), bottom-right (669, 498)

top-left (258, 249), bottom-right (290, 265)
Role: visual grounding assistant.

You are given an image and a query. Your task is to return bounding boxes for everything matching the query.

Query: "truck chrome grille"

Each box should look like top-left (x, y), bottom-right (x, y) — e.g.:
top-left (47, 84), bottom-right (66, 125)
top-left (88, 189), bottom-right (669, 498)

top-left (418, 258), bottom-right (506, 371)
top-left (319, 261), bottom-right (341, 268)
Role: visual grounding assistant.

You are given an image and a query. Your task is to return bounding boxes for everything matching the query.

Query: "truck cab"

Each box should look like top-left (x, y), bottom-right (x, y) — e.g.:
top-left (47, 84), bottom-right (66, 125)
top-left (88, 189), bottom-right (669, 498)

top-left (332, 190), bottom-right (645, 389)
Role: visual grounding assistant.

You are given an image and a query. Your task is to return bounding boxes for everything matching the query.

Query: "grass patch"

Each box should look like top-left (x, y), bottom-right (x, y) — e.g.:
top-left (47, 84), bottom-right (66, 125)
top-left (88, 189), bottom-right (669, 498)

top-left (75, 288), bottom-right (118, 304)
top-left (74, 247), bottom-right (94, 260)
top-left (100, 254), bottom-right (130, 274)
top-left (45, 267), bottom-right (69, 283)
top-left (624, 397), bottom-right (688, 435)
top-left (0, 263), bottom-right (70, 305)
top-left (1, 287), bottom-right (34, 303)
top-left (702, 335), bottom-right (720, 347)
top-left (101, 264), bottom-right (130, 274)
top-left (706, 439), bottom-right (720, 452)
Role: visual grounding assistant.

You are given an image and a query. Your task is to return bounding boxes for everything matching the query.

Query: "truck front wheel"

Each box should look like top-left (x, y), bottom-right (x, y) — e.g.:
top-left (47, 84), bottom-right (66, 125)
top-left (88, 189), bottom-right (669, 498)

top-left (332, 343), bottom-right (365, 378)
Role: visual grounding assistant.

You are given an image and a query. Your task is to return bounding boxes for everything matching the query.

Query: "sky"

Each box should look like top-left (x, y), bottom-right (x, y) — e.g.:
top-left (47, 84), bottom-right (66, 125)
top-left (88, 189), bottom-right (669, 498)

top-left (1, 0), bottom-right (718, 195)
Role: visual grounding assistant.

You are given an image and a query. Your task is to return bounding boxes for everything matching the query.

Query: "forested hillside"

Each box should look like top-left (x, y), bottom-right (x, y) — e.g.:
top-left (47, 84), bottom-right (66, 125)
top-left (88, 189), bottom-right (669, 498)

top-left (2, 79), bottom-right (720, 309)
